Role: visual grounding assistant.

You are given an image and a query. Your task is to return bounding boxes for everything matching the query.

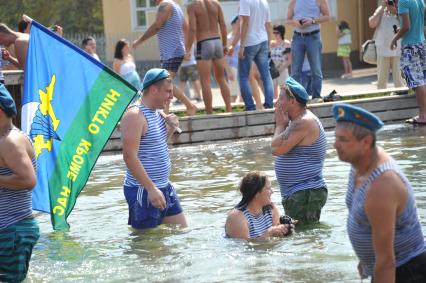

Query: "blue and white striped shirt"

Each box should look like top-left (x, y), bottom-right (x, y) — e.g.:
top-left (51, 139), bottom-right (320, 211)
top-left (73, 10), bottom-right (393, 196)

top-left (124, 105), bottom-right (171, 189)
top-left (275, 116), bottom-right (327, 200)
top-left (346, 159), bottom-right (426, 276)
top-left (157, 0), bottom-right (185, 61)
top-left (0, 128), bottom-right (36, 230)
top-left (242, 208), bottom-right (273, 238)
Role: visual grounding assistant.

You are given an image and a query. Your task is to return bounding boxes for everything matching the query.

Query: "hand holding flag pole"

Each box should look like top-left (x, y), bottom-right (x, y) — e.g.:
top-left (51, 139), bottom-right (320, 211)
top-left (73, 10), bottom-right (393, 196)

top-left (159, 111), bottom-right (182, 134)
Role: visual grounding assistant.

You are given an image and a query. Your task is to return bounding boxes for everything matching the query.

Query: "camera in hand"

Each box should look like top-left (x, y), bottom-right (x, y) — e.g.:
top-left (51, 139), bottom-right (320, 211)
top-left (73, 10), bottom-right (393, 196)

top-left (387, 0), bottom-right (394, 5)
top-left (393, 25), bottom-right (398, 34)
top-left (279, 215), bottom-right (295, 225)
top-left (299, 19), bottom-right (304, 25)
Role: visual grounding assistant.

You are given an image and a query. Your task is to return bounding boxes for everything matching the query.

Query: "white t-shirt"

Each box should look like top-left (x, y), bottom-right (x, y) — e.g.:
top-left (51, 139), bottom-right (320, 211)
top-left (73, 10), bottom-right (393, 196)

top-left (239, 0), bottom-right (271, 47)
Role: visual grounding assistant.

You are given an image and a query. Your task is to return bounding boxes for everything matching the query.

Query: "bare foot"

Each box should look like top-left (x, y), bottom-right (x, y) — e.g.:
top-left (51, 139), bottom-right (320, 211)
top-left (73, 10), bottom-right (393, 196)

top-left (186, 104), bottom-right (197, 116)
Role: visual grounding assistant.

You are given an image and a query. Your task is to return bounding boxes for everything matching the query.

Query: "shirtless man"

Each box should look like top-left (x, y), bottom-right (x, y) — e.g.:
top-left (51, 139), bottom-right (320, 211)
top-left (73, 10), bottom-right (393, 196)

top-left (186, 0), bottom-right (232, 114)
top-left (0, 23), bottom-right (29, 70)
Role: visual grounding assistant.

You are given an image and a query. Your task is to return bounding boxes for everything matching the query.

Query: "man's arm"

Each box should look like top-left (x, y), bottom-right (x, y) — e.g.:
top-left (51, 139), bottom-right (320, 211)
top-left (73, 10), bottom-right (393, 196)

top-left (0, 135), bottom-right (36, 189)
top-left (365, 172), bottom-right (403, 283)
top-left (185, 4), bottom-right (197, 53)
top-left (217, 4), bottom-right (228, 50)
top-left (14, 38), bottom-right (28, 70)
top-left (265, 21), bottom-right (272, 48)
top-left (132, 3), bottom-right (172, 48)
top-left (286, 0), bottom-right (299, 28)
top-left (316, 0), bottom-right (331, 23)
top-left (271, 120), bottom-right (307, 156)
top-left (121, 107), bottom-right (166, 209)
top-left (239, 15), bottom-right (250, 49)
top-left (391, 13), bottom-right (410, 49)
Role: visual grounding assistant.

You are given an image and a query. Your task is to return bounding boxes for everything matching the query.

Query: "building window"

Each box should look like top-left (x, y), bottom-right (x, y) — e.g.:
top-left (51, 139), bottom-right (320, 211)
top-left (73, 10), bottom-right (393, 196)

top-left (134, 0), bottom-right (156, 28)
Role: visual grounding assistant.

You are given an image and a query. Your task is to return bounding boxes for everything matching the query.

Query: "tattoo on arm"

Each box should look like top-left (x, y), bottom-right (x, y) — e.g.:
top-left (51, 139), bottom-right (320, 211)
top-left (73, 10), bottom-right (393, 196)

top-left (280, 122), bottom-right (298, 142)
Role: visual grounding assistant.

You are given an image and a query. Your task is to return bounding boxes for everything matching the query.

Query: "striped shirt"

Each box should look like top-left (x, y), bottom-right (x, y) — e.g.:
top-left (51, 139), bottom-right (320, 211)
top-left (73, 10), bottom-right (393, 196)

top-left (242, 208), bottom-right (273, 238)
top-left (0, 128), bottom-right (36, 230)
top-left (157, 0), bottom-right (185, 61)
top-left (124, 105), bottom-right (171, 188)
top-left (275, 115), bottom-right (327, 200)
top-left (346, 159), bottom-right (426, 276)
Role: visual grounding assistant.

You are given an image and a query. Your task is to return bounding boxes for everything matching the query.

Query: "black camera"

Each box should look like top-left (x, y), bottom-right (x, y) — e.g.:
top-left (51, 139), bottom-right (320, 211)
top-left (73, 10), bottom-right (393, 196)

top-left (387, 0), bottom-right (394, 5)
top-left (279, 215), bottom-right (295, 225)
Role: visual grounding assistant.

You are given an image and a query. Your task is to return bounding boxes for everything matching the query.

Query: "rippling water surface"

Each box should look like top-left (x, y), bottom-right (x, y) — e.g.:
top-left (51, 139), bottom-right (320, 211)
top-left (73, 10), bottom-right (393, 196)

top-left (27, 124), bottom-right (426, 282)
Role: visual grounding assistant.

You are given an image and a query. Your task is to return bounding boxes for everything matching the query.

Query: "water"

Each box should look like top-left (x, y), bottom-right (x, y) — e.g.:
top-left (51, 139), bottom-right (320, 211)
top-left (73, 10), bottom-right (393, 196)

top-left (27, 124), bottom-right (426, 283)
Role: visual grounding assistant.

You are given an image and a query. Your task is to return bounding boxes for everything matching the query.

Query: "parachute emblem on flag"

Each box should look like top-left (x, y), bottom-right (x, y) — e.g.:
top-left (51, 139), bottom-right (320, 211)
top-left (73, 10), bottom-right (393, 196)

top-left (30, 74), bottom-right (61, 158)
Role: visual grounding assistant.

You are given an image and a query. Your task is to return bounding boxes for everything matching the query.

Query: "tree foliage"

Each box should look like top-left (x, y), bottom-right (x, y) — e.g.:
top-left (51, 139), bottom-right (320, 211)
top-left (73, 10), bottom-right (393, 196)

top-left (0, 0), bottom-right (103, 34)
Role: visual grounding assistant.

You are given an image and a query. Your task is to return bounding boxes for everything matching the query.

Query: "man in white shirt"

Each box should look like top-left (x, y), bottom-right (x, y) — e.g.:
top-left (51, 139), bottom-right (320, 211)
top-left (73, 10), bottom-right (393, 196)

top-left (229, 0), bottom-right (273, 111)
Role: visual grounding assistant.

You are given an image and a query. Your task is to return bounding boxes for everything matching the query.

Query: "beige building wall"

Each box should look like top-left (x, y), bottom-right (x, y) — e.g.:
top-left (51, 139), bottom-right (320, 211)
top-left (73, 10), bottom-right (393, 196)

top-left (102, 0), bottom-right (365, 63)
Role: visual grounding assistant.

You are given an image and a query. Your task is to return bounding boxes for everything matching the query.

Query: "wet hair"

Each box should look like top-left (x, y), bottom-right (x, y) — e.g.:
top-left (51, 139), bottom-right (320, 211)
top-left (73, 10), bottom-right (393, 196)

top-left (273, 25), bottom-right (285, 40)
top-left (337, 121), bottom-right (376, 148)
top-left (114, 39), bottom-right (128, 60)
top-left (0, 23), bottom-right (13, 34)
top-left (82, 36), bottom-right (95, 48)
top-left (235, 171), bottom-right (270, 211)
top-left (338, 21), bottom-right (350, 31)
top-left (18, 20), bottom-right (29, 33)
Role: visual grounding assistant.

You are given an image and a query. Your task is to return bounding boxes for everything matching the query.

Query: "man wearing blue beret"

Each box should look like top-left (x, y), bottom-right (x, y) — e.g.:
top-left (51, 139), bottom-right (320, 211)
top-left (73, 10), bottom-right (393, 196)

top-left (333, 103), bottom-right (426, 282)
top-left (271, 77), bottom-right (327, 224)
top-left (121, 68), bottom-right (187, 230)
top-left (0, 84), bottom-right (39, 282)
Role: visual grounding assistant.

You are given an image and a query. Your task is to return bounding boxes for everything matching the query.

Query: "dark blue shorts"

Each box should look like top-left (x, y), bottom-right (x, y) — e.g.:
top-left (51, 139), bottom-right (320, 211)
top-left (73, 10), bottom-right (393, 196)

top-left (124, 183), bottom-right (183, 229)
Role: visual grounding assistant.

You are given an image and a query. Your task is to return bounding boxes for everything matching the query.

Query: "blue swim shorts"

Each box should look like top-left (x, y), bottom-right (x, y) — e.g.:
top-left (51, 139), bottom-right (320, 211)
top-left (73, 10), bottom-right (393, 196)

top-left (124, 183), bottom-right (183, 229)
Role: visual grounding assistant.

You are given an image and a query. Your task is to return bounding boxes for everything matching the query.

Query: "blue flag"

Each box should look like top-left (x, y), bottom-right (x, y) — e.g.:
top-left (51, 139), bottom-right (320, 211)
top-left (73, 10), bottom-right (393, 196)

top-left (23, 20), bottom-right (137, 230)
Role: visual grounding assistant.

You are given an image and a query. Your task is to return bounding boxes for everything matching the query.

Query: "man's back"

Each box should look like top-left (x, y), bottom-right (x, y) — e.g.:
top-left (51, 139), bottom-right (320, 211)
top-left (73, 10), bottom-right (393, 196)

top-left (189, 0), bottom-right (222, 41)
top-left (239, 0), bottom-right (270, 47)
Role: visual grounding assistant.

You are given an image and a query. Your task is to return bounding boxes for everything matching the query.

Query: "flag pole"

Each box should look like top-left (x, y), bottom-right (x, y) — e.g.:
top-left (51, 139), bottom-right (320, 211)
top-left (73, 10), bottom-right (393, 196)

top-left (22, 14), bottom-right (33, 23)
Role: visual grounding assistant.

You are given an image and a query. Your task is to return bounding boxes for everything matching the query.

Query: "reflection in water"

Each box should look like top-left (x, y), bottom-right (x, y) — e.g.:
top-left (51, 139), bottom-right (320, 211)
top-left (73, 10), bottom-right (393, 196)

top-left (27, 124), bottom-right (426, 282)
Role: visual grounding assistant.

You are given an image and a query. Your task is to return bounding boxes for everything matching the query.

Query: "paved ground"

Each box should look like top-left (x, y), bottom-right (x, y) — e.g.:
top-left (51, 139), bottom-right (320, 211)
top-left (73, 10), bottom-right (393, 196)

top-left (170, 67), bottom-right (408, 113)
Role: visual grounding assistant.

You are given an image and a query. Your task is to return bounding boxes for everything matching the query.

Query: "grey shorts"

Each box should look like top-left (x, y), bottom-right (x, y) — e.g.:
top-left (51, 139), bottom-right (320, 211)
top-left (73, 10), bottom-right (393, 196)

top-left (196, 37), bottom-right (224, 60)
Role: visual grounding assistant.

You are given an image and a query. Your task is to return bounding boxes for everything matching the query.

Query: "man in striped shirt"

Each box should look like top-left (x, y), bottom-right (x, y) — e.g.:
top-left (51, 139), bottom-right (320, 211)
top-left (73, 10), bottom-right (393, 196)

top-left (271, 77), bottom-right (327, 225)
top-left (333, 103), bottom-right (426, 282)
top-left (121, 69), bottom-right (187, 229)
top-left (132, 0), bottom-right (197, 116)
top-left (0, 84), bottom-right (39, 282)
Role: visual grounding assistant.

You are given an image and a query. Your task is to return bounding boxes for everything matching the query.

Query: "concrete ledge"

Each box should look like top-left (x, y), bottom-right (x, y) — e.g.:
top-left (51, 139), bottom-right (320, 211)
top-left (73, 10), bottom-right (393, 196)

top-left (103, 94), bottom-right (417, 151)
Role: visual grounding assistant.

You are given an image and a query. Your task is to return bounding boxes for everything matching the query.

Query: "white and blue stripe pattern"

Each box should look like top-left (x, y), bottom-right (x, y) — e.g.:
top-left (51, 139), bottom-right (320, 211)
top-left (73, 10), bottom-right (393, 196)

top-left (275, 116), bottom-right (327, 200)
top-left (157, 0), bottom-right (185, 61)
top-left (346, 159), bottom-right (426, 277)
top-left (124, 105), bottom-right (171, 189)
top-left (242, 208), bottom-right (273, 238)
top-left (0, 129), bottom-right (36, 230)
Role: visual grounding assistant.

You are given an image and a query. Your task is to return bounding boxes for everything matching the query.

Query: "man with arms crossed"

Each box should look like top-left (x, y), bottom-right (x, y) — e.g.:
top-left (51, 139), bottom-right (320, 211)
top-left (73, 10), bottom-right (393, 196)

top-left (133, 0), bottom-right (197, 116)
top-left (286, 0), bottom-right (330, 102)
top-left (121, 68), bottom-right (187, 229)
top-left (333, 103), bottom-right (426, 282)
top-left (186, 0), bottom-right (232, 114)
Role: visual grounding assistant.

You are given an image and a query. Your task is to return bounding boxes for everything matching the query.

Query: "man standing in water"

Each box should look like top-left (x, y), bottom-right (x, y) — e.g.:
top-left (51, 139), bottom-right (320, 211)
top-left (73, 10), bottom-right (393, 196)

top-left (132, 0), bottom-right (197, 116)
top-left (185, 0), bottom-right (232, 114)
top-left (121, 68), bottom-right (187, 229)
top-left (333, 103), bottom-right (426, 282)
top-left (0, 84), bottom-right (39, 282)
top-left (271, 77), bottom-right (327, 224)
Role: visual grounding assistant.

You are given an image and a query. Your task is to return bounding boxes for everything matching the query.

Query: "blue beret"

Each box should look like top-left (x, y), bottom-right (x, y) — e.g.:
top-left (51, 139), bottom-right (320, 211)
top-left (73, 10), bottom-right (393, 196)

top-left (142, 68), bottom-right (170, 91)
top-left (332, 103), bottom-right (384, 132)
top-left (0, 84), bottom-right (16, 117)
top-left (284, 77), bottom-right (309, 104)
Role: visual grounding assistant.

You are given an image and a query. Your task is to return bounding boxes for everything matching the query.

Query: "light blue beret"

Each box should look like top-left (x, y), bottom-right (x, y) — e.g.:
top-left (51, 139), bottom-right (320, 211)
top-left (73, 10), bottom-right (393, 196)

top-left (142, 68), bottom-right (170, 91)
top-left (285, 77), bottom-right (309, 104)
top-left (332, 103), bottom-right (384, 132)
top-left (0, 84), bottom-right (16, 117)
